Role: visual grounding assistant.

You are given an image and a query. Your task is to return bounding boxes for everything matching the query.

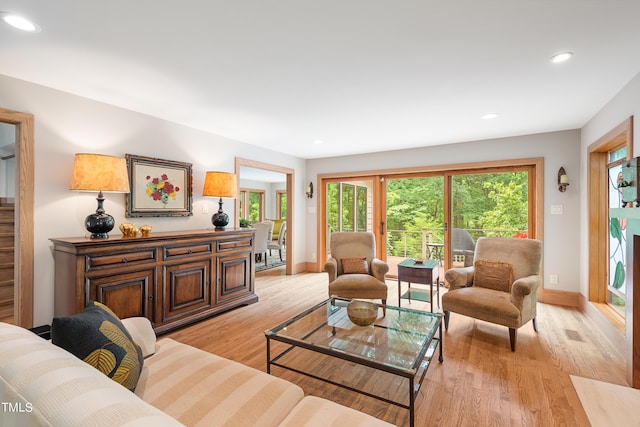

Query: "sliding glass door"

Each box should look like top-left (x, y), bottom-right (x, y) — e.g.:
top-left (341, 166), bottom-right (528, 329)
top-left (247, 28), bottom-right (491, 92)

top-left (450, 169), bottom-right (531, 267)
top-left (320, 160), bottom-right (540, 276)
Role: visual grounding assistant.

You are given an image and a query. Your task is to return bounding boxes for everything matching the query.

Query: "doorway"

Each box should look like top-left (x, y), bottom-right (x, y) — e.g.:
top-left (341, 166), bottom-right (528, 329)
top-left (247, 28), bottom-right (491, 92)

top-left (235, 157), bottom-right (294, 275)
top-left (0, 108), bottom-right (34, 328)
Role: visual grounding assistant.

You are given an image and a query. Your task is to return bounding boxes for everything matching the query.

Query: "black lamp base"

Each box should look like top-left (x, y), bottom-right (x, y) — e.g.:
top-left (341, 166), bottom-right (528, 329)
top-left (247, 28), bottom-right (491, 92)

top-left (85, 191), bottom-right (115, 239)
top-left (212, 197), bottom-right (229, 231)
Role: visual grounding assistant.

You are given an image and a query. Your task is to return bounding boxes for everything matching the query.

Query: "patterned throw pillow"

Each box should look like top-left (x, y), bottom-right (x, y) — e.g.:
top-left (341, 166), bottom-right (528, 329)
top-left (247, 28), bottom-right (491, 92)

top-left (473, 260), bottom-right (514, 292)
top-left (51, 301), bottom-right (144, 392)
top-left (341, 257), bottom-right (369, 274)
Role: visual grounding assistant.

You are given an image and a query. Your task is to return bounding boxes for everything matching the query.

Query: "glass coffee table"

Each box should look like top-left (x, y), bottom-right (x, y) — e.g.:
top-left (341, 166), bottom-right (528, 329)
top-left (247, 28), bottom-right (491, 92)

top-left (265, 297), bottom-right (443, 427)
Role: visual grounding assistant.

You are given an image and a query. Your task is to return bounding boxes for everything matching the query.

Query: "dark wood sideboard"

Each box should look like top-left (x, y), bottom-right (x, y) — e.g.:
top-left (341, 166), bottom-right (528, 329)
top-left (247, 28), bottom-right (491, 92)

top-left (50, 229), bottom-right (257, 334)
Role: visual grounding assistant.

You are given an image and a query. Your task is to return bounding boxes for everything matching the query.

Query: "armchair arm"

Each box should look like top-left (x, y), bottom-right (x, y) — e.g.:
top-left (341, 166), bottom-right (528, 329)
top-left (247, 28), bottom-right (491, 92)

top-left (324, 257), bottom-right (338, 283)
top-left (510, 275), bottom-right (543, 310)
top-left (444, 266), bottom-right (474, 291)
top-left (371, 258), bottom-right (389, 282)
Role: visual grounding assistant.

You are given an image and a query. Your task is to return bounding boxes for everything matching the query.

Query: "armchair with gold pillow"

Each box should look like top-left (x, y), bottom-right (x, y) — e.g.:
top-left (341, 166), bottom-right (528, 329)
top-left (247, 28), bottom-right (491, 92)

top-left (324, 232), bottom-right (389, 309)
top-left (442, 237), bottom-right (543, 351)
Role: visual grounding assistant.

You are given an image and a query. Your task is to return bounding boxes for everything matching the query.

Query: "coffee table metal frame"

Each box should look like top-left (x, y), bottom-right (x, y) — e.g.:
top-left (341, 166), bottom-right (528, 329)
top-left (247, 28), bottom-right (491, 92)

top-left (264, 297), bottom-right (443, 427)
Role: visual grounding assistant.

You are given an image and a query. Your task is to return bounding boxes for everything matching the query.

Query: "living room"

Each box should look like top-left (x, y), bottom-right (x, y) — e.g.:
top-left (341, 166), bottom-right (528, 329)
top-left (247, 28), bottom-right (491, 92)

top-left (1, 1), bottom-right (640, 426)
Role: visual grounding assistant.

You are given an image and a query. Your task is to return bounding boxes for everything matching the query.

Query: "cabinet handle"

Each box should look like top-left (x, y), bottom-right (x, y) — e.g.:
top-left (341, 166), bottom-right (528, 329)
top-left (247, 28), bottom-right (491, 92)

top-left (188, 249), bottom-right (192, 254)
top-left (149, 296), bottom-right (153, 300)
top-left (122, 258), bottom-right (128, 263)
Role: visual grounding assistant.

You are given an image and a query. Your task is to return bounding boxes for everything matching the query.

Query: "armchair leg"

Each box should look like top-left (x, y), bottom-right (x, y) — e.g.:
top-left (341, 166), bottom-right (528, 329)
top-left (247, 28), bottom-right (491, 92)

top-left (444, 310), bottom-right (450, 331)
top-left (381, 299), bottom-right (387, 316)
top-left (509, 328), bottom-right (517, 352)
top-left (532, 317), bottom-right (538, 332)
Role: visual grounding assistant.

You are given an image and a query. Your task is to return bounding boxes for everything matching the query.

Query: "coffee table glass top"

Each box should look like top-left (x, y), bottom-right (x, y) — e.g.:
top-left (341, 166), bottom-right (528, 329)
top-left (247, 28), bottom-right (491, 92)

top-left (265, 297), bottom-right (441, 374)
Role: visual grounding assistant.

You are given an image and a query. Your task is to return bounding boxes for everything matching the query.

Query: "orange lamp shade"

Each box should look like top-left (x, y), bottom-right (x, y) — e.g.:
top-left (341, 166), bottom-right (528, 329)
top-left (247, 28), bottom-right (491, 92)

top-left (70, 153), bottom-right (130, 193)
top-left (202, 171), bottom-right (237, 198)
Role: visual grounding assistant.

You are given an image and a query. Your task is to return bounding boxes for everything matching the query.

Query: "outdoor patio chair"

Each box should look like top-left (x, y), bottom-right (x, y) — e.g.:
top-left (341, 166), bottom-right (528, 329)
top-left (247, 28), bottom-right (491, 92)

top-left (452, 228), bottom-right (476, 267)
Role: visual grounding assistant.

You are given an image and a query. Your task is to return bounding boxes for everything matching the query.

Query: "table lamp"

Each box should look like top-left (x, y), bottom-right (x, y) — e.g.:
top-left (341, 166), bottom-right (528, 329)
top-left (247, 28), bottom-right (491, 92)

top-left (70, 153), bottom-right (130, 239)
top-left (202, 171), bottom-right (237, 230)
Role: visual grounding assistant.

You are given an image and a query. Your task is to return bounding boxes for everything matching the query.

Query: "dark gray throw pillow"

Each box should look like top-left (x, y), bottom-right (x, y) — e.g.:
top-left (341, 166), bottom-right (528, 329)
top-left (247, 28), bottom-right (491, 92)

top-left (51, 301), bottom-right (144, 392)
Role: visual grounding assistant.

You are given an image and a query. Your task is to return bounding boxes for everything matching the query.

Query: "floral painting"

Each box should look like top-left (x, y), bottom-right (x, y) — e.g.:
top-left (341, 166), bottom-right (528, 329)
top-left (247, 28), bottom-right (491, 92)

top-left (125, 154), bottom-right (192, 217)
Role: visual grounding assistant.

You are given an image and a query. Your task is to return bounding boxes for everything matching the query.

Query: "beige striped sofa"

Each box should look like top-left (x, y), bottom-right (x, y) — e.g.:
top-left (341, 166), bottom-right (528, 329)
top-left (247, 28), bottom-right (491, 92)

top-left (0, 320), bottom-right (395, 427)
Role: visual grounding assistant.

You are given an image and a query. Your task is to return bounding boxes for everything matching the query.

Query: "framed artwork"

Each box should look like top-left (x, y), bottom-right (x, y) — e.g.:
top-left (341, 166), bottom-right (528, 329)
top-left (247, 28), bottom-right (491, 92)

top-left (125, 154), bottom-right (193, 217)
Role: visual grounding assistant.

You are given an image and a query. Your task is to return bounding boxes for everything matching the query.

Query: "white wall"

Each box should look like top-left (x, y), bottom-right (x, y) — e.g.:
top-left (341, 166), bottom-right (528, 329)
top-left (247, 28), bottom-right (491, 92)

top-left (0, 74), bottom-right (307, 326)
top-left (580, 72), bottom-right (640, 296)
top-left (307, 130), bottom-right (582, 293)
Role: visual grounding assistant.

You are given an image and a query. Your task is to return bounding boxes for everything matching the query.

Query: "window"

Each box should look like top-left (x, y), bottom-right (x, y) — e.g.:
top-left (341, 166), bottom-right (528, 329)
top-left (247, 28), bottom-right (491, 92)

top-left (239, 189), bottom-right (264, 222)
top-left (608, 145), bottom-right (628, 317)
top-left (326, 181), bottom-right (371, 233)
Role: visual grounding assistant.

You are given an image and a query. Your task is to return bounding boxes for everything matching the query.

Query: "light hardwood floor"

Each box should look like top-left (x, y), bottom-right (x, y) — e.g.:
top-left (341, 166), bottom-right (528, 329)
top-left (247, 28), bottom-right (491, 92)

top-left (167, 270), bottom-right (627, 427)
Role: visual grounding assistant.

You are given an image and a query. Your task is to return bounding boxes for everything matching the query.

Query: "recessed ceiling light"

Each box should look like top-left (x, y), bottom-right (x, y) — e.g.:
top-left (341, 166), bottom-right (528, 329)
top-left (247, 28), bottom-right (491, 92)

top-left (550, 52), bottom-right (573, 64)
top-left (1, 13), bottom-right (40, 32)
top-left (482, 113), bottom-right (498, 120)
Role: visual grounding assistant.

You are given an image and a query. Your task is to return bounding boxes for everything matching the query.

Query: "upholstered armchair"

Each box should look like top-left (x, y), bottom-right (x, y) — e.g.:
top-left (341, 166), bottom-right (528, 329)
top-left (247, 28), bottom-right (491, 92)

top-left (442, 237), bottom-right (543, 351)
top-left (324, 232), bottom-right (389, 308)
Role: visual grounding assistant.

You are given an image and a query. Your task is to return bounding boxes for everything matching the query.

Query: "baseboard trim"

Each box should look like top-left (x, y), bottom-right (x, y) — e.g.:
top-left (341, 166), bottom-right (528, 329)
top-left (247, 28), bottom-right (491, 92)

top-left (538, 287), bottom-right (580, 307)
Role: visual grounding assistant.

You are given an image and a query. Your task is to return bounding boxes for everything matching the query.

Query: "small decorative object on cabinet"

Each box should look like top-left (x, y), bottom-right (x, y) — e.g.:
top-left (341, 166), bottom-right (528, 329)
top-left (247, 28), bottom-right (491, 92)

top-left (50, 229), bottom-right (257, 334)
top-left (620, 157), bottom-right (640, 207)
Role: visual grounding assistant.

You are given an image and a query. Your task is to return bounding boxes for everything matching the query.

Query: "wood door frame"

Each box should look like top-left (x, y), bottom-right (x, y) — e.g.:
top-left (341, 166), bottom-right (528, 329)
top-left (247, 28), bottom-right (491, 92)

top-left (0, 108), bottom-right (34, 328)
top-left (235, 157), bottom-right (294, 275)
top-left (587, 117), bottom-right (633, 305)
top-left (316, 157), bottom-right (544, 274)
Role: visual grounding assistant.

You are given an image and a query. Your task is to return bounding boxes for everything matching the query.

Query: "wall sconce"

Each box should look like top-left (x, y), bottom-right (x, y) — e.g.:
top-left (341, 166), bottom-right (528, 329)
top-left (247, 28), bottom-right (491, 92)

top-left (558, 167), bottom-right (569, 192)
top-left (306, 182), bottom-right (314, 199)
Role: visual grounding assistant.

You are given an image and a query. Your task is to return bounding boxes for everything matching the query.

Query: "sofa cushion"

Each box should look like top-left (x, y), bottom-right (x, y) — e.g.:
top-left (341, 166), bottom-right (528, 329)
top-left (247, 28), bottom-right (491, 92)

top-left (442, 286), bottom-right (521, 329)
top-left (473, 260), bottom-right (514, 292)
top-left (136, 338), bottom-right (304, 427)
top-left (51, 301), bottom-right (144, 392)
top-left (0, 322), bottom-right (183, 427)
top-left (279, 396), bottom-right (395, 426)
top-left (121, 317), bottom-right (157, 358)
top-left (341, 257), bottom-right (369, 274)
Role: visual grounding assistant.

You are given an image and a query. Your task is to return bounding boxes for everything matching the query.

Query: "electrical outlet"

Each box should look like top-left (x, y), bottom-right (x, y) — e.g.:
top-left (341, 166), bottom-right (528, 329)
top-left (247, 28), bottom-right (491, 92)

top-left (549, 274), bottom-right (558, 285)
top-left (202, 204), bottom-right (209, 214)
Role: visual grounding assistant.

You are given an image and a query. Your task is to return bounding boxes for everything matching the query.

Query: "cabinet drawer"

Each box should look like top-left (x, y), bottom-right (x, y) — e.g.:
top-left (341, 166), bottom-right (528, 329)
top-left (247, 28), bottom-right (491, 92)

top-left (164, 243), bottom-right (212, 260)
top-left (398, 265), bottom-right (438, 284)
top-left (87, 250), bottom-right (156, 271)
top-left (217, 237), bottom-right (252, 252)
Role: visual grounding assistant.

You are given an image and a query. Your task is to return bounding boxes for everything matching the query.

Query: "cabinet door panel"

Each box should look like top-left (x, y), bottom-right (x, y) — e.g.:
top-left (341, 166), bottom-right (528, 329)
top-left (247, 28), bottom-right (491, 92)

top-left (216, 252), bottom-right (253, 304)
top-left (87, 269), bottom-right (154, 321)
top-left (163, 260), bottom-right (212, 321)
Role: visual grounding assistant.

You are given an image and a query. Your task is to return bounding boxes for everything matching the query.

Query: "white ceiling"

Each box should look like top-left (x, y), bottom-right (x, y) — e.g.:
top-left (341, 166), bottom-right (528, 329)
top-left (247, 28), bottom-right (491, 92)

top-left (1, 1), bottom-right (639, 159)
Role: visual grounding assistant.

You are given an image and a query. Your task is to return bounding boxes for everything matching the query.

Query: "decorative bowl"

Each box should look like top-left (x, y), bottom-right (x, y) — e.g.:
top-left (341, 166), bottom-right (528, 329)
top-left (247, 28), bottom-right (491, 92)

top-left (413, 258), bottom-right (424, 264)
top-left (347, 300), bottom-right (378, 326)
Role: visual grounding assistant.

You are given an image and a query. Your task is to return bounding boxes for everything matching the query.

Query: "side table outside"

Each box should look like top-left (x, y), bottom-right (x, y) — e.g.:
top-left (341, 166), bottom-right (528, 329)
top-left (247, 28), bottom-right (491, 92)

top-left (397, 258), bottom-right (440, 312)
